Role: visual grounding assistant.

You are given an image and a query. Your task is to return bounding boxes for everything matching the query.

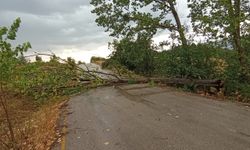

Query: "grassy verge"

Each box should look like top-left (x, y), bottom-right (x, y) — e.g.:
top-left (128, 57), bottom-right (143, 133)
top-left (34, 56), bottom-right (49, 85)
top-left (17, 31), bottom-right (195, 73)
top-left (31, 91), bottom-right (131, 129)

top-left (0, 92), bottom-right (69, 150)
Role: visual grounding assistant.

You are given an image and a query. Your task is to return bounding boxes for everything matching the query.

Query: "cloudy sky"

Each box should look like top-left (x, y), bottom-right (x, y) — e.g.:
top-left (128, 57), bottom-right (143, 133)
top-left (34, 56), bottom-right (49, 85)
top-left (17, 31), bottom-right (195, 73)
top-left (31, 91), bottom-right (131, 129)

top-left (0, 0), bottom-right (189, 62)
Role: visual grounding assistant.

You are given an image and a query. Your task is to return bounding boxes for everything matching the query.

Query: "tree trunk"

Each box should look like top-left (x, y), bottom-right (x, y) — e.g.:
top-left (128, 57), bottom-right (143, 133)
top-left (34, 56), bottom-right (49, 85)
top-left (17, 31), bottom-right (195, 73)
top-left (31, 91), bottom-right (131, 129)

top-left (168, 0), bottom-right (188, 46)
top-left (228, 0), bottom-right (248, 79)
top-left (234, 0), bottom-right (247, 76)
top-left (0, 85), bottom-right (16, 149)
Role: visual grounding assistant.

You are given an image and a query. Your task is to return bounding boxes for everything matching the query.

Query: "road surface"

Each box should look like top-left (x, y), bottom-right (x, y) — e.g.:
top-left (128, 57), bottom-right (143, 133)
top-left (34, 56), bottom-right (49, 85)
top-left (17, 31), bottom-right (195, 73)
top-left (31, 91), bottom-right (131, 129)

top-left (80, 63), bottom-right (116, 79)
top-left (56, 84), bottom-right (250, 150)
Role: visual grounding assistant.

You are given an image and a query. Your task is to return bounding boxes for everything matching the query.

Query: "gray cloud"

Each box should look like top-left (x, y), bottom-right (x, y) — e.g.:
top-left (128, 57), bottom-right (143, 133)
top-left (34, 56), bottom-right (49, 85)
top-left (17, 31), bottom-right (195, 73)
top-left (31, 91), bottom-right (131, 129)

top-left (0, 0), bottom-right (189, 62)
top-left (0, 0), bottom-right (111, 62)
top-left (0, 0), bottom-right (89, 15)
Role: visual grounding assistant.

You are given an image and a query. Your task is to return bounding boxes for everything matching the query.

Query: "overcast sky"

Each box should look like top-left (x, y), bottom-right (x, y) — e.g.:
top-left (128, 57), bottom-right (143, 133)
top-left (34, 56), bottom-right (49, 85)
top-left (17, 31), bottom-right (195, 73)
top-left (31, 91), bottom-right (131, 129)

top-left (0, 0), bottom-right (189, 62)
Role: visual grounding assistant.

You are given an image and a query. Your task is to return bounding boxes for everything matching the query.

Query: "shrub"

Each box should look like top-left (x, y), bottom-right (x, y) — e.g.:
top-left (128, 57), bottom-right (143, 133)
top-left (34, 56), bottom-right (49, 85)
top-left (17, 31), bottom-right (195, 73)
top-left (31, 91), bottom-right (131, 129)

top-left (153, 44), bottom-right (250, 100)
top-left (154, 44), bottom-right (228, 79)
top-left (106, 37), bottom-right (250, 100)
top-left (222, 48), bottom-right (250, 101)
top-left (0, 18), bottom-right (84, 103)
top-left (0, 18), bottom-right (31, 90)
top-left (12, 61), bottom-right (82, 102)
top-left (108, 37), bottom-right (156, 76)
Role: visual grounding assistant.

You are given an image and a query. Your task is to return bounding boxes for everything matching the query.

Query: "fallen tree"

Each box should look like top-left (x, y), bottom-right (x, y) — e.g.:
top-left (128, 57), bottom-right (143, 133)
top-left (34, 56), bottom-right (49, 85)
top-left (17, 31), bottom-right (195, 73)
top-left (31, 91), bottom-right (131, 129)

top-left (25, 53), bottom-right (224, 95)
top-left (78, 77), bottom-right (223, 92)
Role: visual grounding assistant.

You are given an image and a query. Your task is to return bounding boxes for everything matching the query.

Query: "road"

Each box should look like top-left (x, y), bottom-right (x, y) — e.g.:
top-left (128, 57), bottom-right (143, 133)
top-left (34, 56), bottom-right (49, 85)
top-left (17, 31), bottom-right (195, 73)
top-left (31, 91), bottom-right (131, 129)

top-left (56, 84), bottom-right (250, 150)
top-left (79, 63), bottom-right (116, 79)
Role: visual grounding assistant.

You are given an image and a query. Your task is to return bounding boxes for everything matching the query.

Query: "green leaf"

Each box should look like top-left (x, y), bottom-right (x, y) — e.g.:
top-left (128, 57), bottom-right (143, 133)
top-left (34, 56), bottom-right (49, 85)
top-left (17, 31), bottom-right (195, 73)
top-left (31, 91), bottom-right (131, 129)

top-left (7, 17), bottom-right (21, 40)
top-left (0, 27), bottom-right (8, 41)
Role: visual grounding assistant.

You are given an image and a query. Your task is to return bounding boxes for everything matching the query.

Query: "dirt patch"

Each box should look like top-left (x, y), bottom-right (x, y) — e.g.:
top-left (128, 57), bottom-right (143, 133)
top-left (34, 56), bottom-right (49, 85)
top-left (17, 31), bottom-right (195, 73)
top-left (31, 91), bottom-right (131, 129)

top-left (0, 92), bottom-right (68, 150)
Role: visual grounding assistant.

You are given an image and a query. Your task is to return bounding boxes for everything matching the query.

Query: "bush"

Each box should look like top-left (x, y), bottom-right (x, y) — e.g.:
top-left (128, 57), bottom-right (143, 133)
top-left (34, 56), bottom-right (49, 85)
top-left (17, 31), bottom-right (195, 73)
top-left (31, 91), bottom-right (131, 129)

top-left (154, 44), bottom-right (229, 79)
top-left (153, 44), bottom-right (250, 100)
top-left (0, 18), bottom-right (85, 103)
top-left (223, 49), bottom-right (250, 101)
top-left (108, 37), bottom-right (156, 76)
top-left (106, 36), bottom-right (250, 101)
top-left (0, 18), bottom-right (31, 90)
top-left (12, 60), bottom-right (82, 102)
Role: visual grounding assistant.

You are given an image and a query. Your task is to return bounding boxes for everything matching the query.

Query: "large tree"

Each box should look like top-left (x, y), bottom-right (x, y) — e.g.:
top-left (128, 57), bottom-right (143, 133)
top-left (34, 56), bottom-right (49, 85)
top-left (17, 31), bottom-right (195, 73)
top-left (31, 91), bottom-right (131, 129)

top-left (90, 0), bottom-right (188, 46)
top-left (188, 0), bottom-right (250, 77)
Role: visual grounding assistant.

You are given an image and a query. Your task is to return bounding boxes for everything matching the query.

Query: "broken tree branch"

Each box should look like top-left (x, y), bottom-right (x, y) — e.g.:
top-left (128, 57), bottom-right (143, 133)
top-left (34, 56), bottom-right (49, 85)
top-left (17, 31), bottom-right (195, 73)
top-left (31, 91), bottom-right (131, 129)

top-left (24, 53), bottom-right (121, 81)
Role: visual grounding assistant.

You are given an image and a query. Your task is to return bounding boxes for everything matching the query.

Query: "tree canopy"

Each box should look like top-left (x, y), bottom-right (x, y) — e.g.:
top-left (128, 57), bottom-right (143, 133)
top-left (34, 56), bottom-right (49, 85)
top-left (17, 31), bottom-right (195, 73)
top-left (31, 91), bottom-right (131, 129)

top-left (188, 0), bottom-right (250, 78)
top-left (188, 0), bottom-right (250, 44)
top-left (90, 0), bottom-right (188, 46)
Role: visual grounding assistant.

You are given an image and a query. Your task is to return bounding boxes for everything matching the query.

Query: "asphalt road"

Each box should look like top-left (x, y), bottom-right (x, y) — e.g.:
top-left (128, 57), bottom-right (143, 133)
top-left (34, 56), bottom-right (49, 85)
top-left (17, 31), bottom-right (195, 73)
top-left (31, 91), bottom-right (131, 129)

top-left (58, 84), bottom-right (250, 150)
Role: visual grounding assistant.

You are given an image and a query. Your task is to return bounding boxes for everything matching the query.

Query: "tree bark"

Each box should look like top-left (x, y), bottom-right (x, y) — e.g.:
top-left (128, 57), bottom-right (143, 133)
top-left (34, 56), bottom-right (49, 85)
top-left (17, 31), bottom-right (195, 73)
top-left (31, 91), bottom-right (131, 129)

top-left (0, 85), bottom-right (16, 149)
top-left (234, 0), bottom-right (246, 70)
top-left (78, 78), bottom-right (223, 88)
top-left (168, 0), bottom-right (188, 46)
top-left (228, 0), bottom-right (248, 79)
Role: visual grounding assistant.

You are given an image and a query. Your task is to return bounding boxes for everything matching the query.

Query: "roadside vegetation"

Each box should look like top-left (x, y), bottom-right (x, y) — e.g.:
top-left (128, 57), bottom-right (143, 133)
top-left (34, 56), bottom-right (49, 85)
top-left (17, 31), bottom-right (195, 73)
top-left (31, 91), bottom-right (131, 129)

top-left (105, 40), bottom-right (250, 101)
top-left (1, 0), bottom-right (250, 149)
top-left (92, 0), bottom-right (250, 102)
top-left (0, 19), bottom-right (101, 149)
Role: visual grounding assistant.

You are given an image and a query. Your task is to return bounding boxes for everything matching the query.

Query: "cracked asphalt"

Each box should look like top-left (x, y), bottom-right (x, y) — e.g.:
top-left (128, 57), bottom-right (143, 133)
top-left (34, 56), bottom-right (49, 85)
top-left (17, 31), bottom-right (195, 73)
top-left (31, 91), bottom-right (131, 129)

top-left (55, 84), bottom-right (250, 150)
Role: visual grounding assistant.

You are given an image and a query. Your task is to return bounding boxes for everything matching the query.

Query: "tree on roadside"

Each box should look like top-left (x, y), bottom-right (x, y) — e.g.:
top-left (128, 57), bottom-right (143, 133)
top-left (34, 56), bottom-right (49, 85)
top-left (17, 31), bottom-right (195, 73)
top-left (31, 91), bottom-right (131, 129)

top-left (90, 0), bottom-right (188, 46)
top-left (188, 0), bottom-right (250, 79)
top-left (0, 18), bottom-right (31, 149)
top-left (108, 34), bottom-right (156, 75)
